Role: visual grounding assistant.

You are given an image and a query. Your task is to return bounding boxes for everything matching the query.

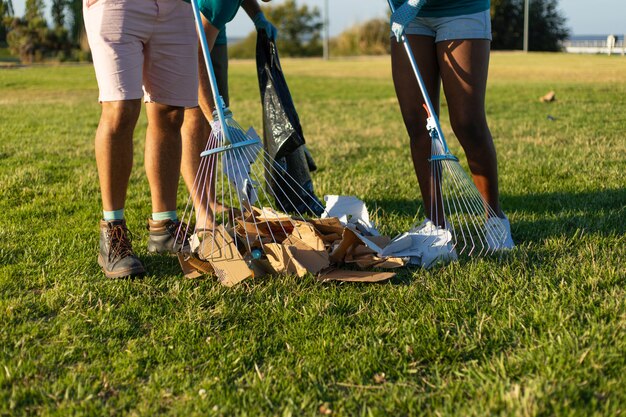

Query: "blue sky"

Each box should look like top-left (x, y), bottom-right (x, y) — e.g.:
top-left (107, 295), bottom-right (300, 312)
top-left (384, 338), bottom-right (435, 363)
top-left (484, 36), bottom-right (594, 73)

top-left (11, 0), bottom-right (626, 37)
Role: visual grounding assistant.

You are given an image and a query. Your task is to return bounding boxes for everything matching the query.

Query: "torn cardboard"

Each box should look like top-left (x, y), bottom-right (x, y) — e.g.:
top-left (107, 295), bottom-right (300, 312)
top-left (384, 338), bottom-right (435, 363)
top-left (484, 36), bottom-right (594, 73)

top-left (264, 243), bottom-right (308, 277)
top-left (318, 269), bottom-right (395, 283)
top-left (198, 225), bottom-right (253, 287)
top-left (282, 222), bottom-right (330, 274)
top-left (308, 217), bottom-right (344, 236)
top-left (539, 91), bottom-right (556, 103)
top-left (330, 225), bottom-right (387, 263)
top-left (177, 253), bottom-right (205, 279)
top-left (179, 197), bottom-right (411, 285)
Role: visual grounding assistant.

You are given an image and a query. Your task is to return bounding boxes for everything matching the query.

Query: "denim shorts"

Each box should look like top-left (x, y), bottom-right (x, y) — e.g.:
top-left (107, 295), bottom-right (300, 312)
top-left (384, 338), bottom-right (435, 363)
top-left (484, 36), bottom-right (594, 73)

top-left (399, 10), bottom-right (492, 42)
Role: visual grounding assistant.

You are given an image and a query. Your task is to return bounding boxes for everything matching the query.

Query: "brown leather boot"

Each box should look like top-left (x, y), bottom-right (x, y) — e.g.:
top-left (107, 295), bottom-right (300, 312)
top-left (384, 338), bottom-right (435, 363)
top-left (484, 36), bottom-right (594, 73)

top-left (98, 220), bottom-right (145, 278)
top-left (146, 219), bottom-right (189, 254)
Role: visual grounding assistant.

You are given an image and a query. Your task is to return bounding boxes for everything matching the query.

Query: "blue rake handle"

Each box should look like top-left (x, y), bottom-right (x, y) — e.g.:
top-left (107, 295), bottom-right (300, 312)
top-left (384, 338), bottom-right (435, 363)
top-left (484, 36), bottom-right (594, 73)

top-left (386, 0), bottom-right (453, 157)
top-left (190, 0), bottom-right (232, 144)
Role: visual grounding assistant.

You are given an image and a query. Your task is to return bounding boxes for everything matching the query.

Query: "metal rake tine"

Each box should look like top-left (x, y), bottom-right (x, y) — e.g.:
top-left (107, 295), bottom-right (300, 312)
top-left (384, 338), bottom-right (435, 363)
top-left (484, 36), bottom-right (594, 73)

top-left (236, 144), bottom-right (301, 242)
top-left (446, 163), bottom-right (493, 254)
top-left (221, 147), bottom-right (246, 249)
top-left (226, 144), bottom-right (268, 252)
top-left (445, 165), bottom-right (480, 255)
top-left (223, 125), bottom-right (287, 241)
top-left (226, 118), bottom-right (326, 219)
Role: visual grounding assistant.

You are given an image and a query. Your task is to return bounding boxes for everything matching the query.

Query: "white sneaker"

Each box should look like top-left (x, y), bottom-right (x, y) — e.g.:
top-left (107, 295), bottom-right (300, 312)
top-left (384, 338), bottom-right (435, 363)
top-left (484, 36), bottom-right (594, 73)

top-left (485, 215), bottom-right (515, 251)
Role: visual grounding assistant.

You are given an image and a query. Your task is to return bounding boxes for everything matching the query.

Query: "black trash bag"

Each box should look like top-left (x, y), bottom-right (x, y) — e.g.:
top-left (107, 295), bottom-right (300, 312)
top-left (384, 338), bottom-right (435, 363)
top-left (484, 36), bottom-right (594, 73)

top-left (271, 147), bottom-right (323, 216)
top-left (256, 31), bottom-right (324, 216)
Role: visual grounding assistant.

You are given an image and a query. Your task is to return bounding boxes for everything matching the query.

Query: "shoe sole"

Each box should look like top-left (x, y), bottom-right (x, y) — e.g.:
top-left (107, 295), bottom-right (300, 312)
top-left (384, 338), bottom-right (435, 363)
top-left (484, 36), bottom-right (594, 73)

top-left (98, 254), bottom-right (146, 279)
top-left (147, 240), bottom-right (189, 255)
top-left (147, 243), bottom-right (179, 255)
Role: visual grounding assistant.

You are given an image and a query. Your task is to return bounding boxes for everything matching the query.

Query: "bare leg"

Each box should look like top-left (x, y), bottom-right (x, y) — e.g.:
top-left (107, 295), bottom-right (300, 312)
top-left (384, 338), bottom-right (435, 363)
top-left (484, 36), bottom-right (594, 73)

top-left (181, 17), bottom-right (227, 228)
top-left (391, 35), bottom-right (443, 223)
top-left (181, 106), bottom-right (221, 229)
top-left (437, 39), bottom-right (503, 217)
top-left (144, 102), bottom-right (184, 213)
top-left (96, 100), bottom-right (142, 212)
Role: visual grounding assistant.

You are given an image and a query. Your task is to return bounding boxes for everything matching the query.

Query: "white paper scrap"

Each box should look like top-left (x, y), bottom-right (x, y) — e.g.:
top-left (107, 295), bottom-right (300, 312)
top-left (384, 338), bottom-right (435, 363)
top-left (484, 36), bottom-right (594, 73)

top-left (321, 195), bottom-right (379, 236)
top-left (382, 220), bottom-right (457, 269)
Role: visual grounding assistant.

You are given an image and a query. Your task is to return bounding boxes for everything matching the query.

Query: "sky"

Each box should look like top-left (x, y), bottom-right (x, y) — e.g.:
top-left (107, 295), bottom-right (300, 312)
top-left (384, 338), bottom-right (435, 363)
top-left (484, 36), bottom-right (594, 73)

top-left (11, 0), bottom-right (626, 38)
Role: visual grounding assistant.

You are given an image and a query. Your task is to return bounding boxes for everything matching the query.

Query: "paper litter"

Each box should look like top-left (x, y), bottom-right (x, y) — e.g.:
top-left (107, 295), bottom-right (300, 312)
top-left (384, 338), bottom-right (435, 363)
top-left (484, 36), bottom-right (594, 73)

top-left (177, 196), bottom-right (458, 286)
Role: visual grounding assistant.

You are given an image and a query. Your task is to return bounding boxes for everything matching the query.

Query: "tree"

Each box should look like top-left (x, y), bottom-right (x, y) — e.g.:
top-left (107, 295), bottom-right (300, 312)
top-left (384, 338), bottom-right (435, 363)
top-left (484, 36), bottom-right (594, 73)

top-left (25, 0), bottom-right (45, 22)
top-left (491, 0), bottom-right (569, 51)
top-left (67, 0), bottom-right (87, 49)
top-left (5, 0), bottom-right (85, 63)
top-left (1, 0), bottom-right (15, 45)
top-left (268, 0), bottom-right (323, 57)
top-left (330, 18), bottom-right (390, 57)
top-left (7, 0), bottom-right (49, 63)
top-left (51, 0), bottom-right (68, 29)
top-left (229, 0), bottom-right (323, 58)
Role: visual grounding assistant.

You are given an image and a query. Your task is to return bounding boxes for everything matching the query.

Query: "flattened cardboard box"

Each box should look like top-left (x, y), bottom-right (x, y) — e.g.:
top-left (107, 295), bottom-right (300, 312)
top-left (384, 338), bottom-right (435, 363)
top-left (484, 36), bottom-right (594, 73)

top-left (264, 243), bottom-right (308, 277)
top-left (318, 269), bottom-right (395, 283)
top-left (199, 225), bottom-right (252, 287)
top-left (282, 222), bottom-right (330, 274)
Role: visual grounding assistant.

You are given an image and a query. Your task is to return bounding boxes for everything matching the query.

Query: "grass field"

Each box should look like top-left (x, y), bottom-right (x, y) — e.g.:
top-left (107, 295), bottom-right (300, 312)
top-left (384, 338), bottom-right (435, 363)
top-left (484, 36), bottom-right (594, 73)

top-left (1, 53), bottom-right (625, 416)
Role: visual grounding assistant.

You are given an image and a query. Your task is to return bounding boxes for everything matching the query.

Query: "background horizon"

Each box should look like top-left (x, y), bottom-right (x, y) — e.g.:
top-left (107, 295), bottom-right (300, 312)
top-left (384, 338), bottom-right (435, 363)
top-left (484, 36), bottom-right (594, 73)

top-left (10, 0), bottom-right (626, 39)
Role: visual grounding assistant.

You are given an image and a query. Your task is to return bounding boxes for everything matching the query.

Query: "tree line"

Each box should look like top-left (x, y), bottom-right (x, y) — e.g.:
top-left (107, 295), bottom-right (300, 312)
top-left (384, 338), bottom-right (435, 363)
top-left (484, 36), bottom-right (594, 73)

top-left (229, 0), bottom-right (570, 58)
top-left (1, 0), bottom-right (86, 63)
top-left (1, 0), bottom-right (569, 63)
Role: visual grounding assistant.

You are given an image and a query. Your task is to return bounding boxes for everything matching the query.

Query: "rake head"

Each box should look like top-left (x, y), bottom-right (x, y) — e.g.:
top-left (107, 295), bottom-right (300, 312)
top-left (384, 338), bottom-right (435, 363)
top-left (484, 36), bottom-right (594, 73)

top-left (427, 128), bottom-right (508, 258)
top-left (177, 109), bottom-right (327, 285)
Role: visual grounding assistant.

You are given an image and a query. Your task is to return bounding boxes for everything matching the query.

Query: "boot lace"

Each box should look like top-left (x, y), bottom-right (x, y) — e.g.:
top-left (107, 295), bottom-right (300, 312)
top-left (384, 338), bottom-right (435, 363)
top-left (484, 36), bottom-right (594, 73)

top-left (108, 224), bottom-right (134, 261)
top-left (166, 220), bottom-right (189, 245)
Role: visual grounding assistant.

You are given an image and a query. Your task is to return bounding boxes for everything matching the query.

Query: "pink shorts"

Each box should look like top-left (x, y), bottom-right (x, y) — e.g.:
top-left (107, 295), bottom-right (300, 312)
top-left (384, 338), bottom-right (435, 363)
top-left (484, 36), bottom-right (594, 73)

top-left (84, 0), bottom-right (199, 107)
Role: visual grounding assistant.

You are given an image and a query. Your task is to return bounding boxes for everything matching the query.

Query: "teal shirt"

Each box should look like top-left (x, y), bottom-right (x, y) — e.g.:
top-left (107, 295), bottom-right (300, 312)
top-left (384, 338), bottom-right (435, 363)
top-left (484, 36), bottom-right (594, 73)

top-left (216, 28), bottom-right (228, 46)
top-left (184, 0), bottom-right (243, 30)
top-left (392, 0), bottom-right (490, 17)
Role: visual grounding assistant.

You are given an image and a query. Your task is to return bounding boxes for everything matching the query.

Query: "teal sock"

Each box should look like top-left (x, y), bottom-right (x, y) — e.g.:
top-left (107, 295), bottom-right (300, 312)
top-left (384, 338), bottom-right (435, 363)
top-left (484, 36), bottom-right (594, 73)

top-left (103, 209), bottom-right (124, 221)
top-left (152, 211), bottom-right (178, 222)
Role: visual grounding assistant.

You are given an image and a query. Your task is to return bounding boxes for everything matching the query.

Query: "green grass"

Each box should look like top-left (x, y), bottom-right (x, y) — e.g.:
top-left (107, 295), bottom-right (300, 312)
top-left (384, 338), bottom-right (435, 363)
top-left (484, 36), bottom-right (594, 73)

top-left (1, 53), bottom-right (625, 416)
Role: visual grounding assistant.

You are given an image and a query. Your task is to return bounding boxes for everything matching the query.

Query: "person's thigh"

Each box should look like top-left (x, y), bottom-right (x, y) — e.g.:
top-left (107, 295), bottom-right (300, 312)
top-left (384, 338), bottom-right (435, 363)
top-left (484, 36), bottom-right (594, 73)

top-left (391, 35), bottom-right (440, 135)
top-left (436, 39), bottom-right (490, 131)
top-left (83, 0), bottom-right (155, 102)
top-left (143, 0), bottom-right (199, 108)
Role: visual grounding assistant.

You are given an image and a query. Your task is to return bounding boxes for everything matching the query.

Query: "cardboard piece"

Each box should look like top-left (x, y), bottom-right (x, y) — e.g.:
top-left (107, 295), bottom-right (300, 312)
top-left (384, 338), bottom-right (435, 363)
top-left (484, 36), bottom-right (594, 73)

top-left (198, 226), bottom-right (253, 287)
top-left (253, 206), bottom-right (293, 222)
top-left (247, 207), bottom-right (296, 241)
top-left (539, 91), bottom-right (556, 103)
top-left (308, 217), bottom-right (345, 236)
top-left (264, 243), bottom-right (308, 277)
top-left (329, 226), bottom-right (360, 264)
top-left (330, 225), bottom-right (388, 262)
top-left (318, 233), bottom-right (342, 244)
top-left (354, 255), bottom-right (405, 269)
top-left (318, 269), bottom-right (395, 283)
top-left (177, 253), bottom-right (204, 279)
top-left (282, 222), bottom-right (330, 274)
top-left (351, 236), bottom-right (391, 257)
